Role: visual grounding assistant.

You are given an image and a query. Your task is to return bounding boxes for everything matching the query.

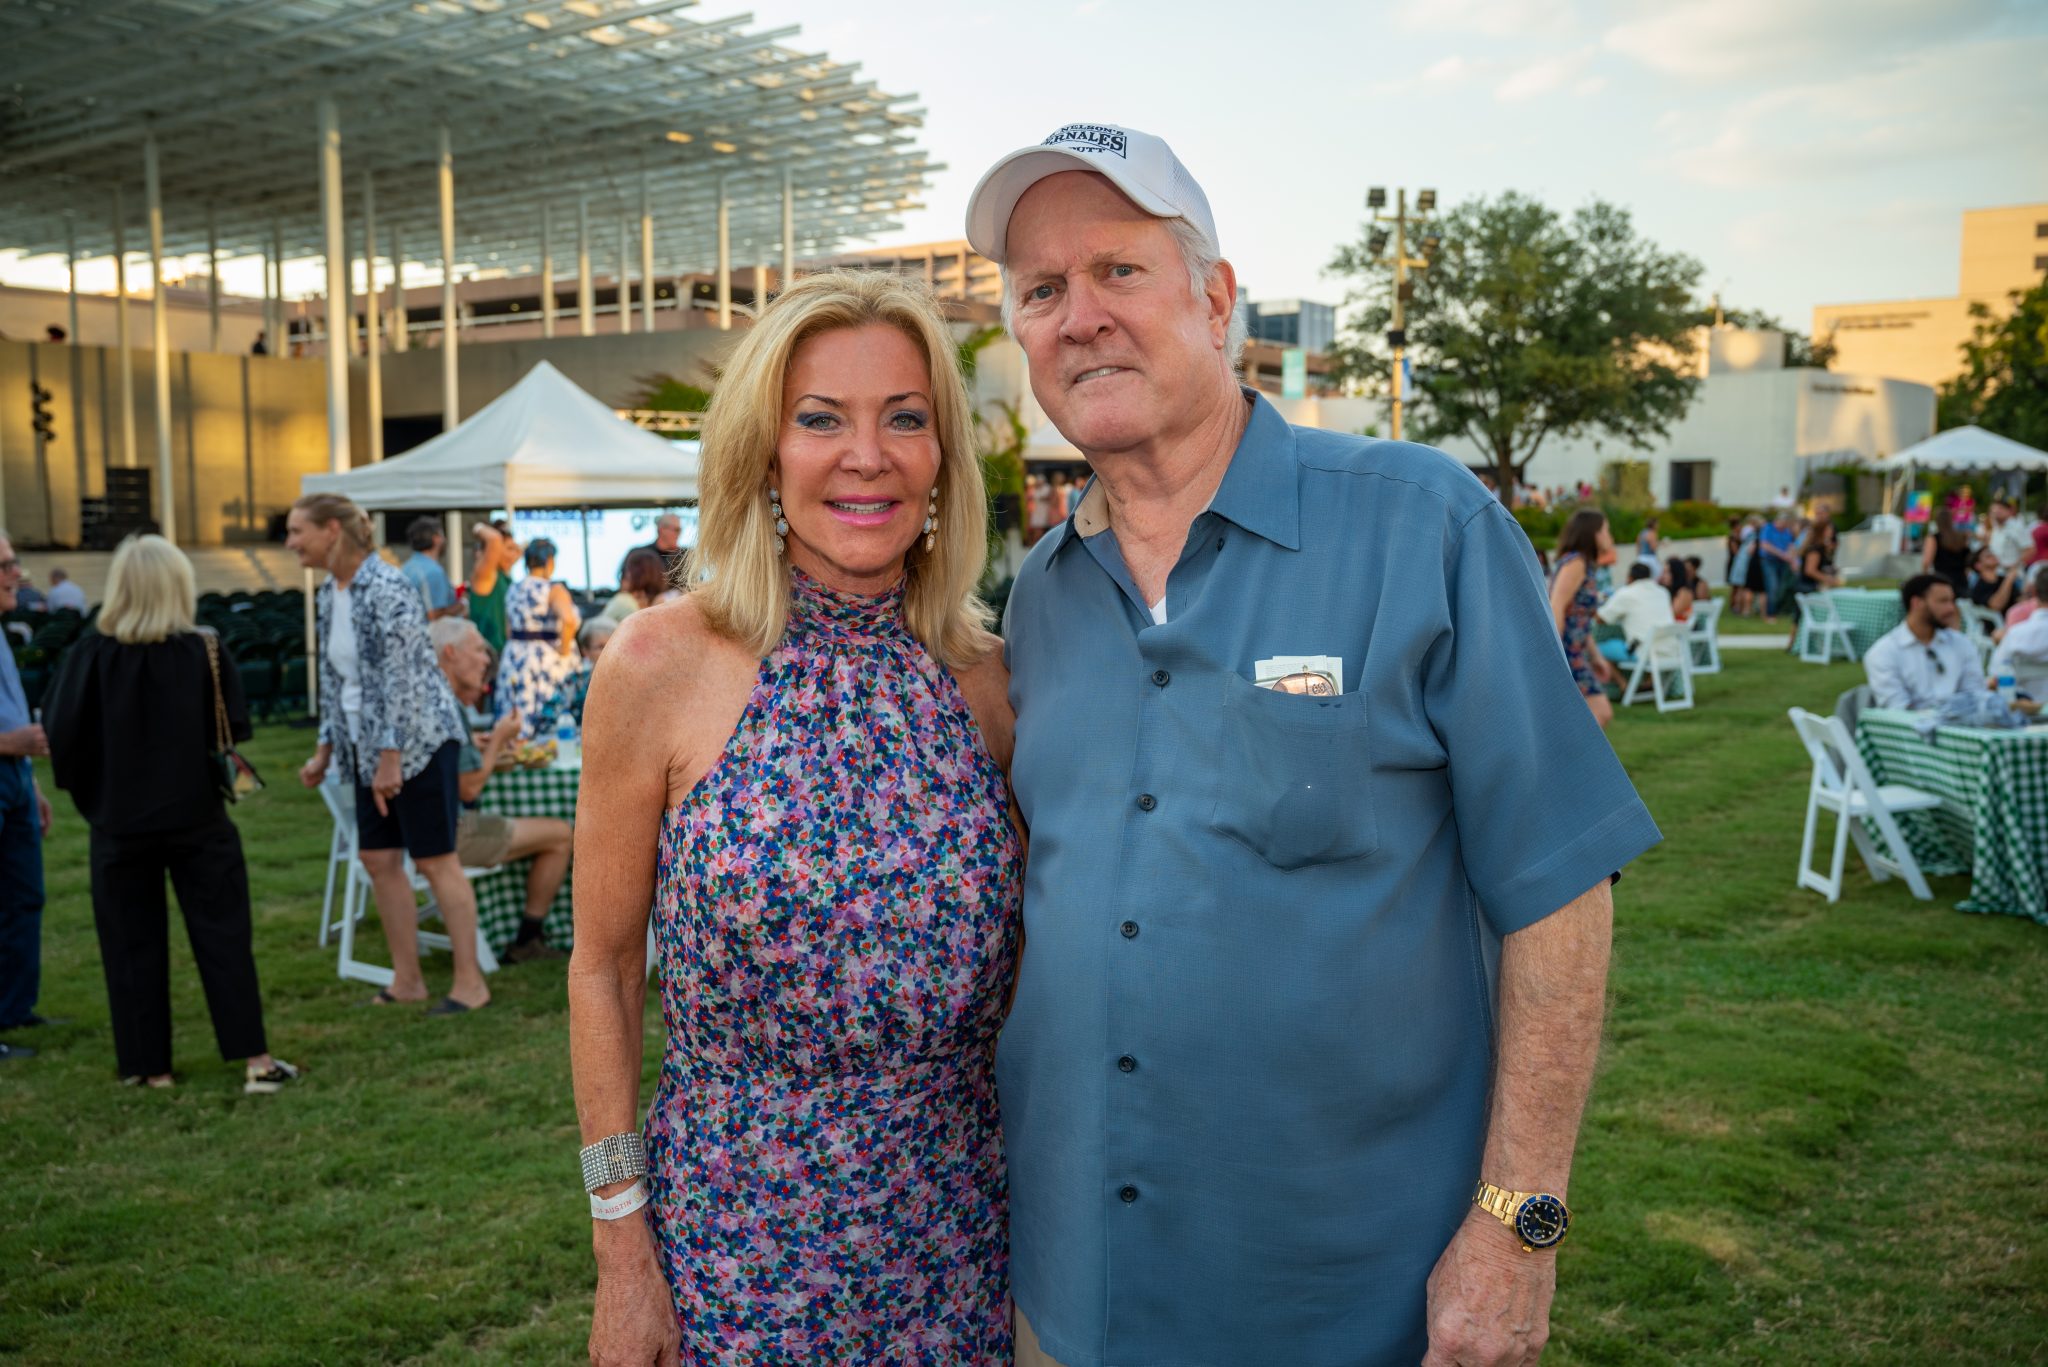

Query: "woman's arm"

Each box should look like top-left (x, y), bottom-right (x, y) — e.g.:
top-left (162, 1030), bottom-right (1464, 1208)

top-left (553, 582), bottom-right (582, 654)
top-left (1548, 559), bottom-right (1584, 637)
top-left (470, 527), bottom-right (502, 596)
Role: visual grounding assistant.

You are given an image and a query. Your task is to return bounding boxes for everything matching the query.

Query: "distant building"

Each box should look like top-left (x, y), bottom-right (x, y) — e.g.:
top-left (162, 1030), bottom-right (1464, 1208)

top-left (1811, 203), bottom-right (2048, 390)
top-left (807, 238), bottom-right (1003, 309)
top-left (1245, 298), bottom-right (1336, 356)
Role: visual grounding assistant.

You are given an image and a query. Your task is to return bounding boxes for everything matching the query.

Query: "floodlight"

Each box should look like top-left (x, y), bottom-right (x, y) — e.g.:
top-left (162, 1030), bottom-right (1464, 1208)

top-left (1366, 187), bottom-right (1387, 209)
top-left (1368, 229), bottom-right (1389, 256)
top-left (1416, 189), bottom-right (1437, 212)
top-left (1421, 234), bottom-right (1441, 257)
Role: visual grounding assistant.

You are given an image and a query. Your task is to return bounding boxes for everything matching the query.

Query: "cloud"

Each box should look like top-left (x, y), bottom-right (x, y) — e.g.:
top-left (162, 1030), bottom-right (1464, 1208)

top-left (1494, 50), bottom-right (1594, 102)
top-left (1605, 0), bottom-right (2011, 82)
top-left (1659, 34), bottom-right (2048, 187)
top-left (1397, 0), bottom-right (1575, 39)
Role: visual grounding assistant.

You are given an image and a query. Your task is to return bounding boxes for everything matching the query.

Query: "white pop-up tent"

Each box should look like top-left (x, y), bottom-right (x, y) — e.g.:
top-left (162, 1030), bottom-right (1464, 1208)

top-left (1869, 425), bottom-right (2048, 475)
top-left (299, 359), bottom-right (700, 510)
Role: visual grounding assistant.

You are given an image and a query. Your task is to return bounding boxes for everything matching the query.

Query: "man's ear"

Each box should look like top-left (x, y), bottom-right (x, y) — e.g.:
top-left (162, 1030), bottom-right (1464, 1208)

top-left (1206, 257), bottom-right (1238, 349)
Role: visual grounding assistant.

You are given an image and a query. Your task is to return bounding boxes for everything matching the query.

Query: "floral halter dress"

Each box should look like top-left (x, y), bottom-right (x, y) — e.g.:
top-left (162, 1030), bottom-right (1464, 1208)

top-left (645, 570), bottom-right (1023, 1364)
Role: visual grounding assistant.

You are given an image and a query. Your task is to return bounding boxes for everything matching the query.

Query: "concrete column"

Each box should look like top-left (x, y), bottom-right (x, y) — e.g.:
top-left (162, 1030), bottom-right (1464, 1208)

top-left (640, 170), bottom-right (655, 332)
top-left (66, 216), bottom-right (87, 499)
top-left (390, 221), bottom-right (408, 352)
top-left (206, 205), bottom-right (220, 353)
top-left (753, 264), bottom-right (768, 316)
top-left (577, 194), bottom-right (593, 336)
top-left (716, 176), bottom-right (731, 330)
top-left (318, 97), bottom-right (350, 473)
top-left (112, 189), bottom-right (138, 470)
top-left (540, 203), bottom-right (555, 339)
top-left (782, 166), bottom-right (795, 289)
top-left (144, 132), bottom-right (176, 540)
top-left (618, 215), bottom-right (632, 334)
top-left (270, 217), bottom-right (284, 354)
top-left (362, 171), bottom-right (383, 461)
top-left (438, 125), bottom-right (458, 435)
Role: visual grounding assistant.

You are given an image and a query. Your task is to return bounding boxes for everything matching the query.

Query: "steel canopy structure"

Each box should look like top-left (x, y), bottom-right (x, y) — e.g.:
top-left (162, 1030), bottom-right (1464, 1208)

top-left (0, 0), bottom-right (937, 544)
top-left (0, 0), bottom-right (933, 276)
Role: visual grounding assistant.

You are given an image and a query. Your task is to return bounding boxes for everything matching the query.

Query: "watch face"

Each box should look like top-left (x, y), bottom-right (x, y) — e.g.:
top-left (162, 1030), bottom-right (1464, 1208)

top-left (1515, 1194), bottom-right (1570, 1247)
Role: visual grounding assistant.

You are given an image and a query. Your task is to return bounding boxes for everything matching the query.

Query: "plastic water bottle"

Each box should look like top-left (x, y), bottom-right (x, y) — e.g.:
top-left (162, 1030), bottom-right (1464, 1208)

top-left (1996, 673), bottom-right (2017, 707)
top-left (554, 712), bottom-right (581, 768)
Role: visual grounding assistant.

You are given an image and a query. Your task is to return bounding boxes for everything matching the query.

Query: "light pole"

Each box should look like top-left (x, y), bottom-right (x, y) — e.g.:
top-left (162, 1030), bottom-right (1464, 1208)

top-left (1366, 186), bottom-right (1436, 443)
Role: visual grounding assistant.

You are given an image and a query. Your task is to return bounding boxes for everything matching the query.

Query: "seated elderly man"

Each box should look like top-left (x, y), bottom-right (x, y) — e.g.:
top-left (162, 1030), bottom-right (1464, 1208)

top-left (427, 617), bottom-right (572, 963)
top-left (1598, 562), bottom-right (1675, 653)
top-left (1989, 592), bottom-right (2048, 699)
top-left (1863, 573), bottom-right (1986, 711)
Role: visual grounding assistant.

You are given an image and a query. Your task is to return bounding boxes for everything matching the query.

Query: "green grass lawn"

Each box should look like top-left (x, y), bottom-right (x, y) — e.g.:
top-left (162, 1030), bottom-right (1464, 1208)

top-left (4, 652), bottom-right (2045, 1364)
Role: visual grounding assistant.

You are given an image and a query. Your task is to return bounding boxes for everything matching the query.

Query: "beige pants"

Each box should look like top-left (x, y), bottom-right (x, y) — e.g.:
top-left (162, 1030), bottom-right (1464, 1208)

top-left (1014, 1307), bottom-right (1073, 1367)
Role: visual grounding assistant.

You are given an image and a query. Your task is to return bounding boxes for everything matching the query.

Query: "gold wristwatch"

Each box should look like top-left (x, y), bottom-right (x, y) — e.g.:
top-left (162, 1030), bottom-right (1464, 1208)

top-left (1473, 1180), bottom-right (1571, 1251)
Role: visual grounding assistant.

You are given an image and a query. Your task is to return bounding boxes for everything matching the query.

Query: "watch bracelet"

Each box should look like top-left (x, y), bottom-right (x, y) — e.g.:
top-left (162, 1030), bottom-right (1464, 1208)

top-left (580, 1132), bottom-right (647, 1192)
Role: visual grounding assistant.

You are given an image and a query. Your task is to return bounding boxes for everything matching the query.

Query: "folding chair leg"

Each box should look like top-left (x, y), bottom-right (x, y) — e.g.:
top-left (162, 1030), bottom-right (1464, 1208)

top-left (1865, 806), bottom-right (1935, 901)
top-left (1797, 789), bottom-right (1826, 896)
top-left (1846, 816), bottom-right (1891, 884)
top-left (320, 827), bottom-right (342, 947)
top-left (1622, 652), bottom-right (1647, 707)
top-left (1825, 806), bottom-right (1851, 902)
top-left (336, 863), bottom-right (396, 988)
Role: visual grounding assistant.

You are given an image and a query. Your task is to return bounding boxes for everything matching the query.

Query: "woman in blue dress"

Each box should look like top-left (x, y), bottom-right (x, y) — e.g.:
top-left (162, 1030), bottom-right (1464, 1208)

top-left (495, 538), bottom-right (582, 739)
top-left (1550, 508), bottom-right (1615, 729)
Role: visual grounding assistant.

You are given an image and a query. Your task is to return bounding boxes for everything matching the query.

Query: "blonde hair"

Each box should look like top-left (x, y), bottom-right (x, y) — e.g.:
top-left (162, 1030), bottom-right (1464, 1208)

top-left (291, 492), bottom-right (375, 552)
top-left (98, 534), bottom-right (197, 644)
top-left (682, 270), bottom-right (993, 666)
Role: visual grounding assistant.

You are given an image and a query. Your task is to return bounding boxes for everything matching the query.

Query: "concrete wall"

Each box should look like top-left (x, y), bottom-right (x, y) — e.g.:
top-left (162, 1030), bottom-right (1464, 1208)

top-left (1, 282), bottom-right (267, 356)
top-left (0, 338), bottom-right (329, 548)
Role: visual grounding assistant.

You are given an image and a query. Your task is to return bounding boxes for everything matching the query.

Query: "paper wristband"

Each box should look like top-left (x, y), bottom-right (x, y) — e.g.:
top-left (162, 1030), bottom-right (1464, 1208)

top-left (589, 1178), bottom-right (651, 1221)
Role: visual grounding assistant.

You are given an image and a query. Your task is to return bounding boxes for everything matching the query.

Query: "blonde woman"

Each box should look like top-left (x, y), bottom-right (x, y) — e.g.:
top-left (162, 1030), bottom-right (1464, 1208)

top-left (45, 536), bottom-right (297, 1092)
top-left (288, 493), bottom-right (488, 1014)
top-left (570, 272), bottom-right (1022, 1365)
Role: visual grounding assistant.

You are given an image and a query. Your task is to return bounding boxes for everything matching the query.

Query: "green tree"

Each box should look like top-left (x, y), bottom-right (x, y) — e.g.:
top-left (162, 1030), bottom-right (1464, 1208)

top-left (1327, 192), bottom-right (1703, 500)
top-left (1936, 278), bottom-right (2048, 449)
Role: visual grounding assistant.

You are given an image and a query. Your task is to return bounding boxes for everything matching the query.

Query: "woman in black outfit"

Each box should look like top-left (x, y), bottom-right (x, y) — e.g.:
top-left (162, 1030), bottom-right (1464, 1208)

top-left (1921, 506), bottom-right (1973, 590)
top-left (46, 536), bottom-right (297, 1093)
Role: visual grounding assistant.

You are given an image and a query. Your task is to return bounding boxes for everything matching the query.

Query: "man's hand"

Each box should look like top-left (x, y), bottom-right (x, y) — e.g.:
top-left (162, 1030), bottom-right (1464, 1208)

top-left (0, 724), bottom-right (49, 758)
top-left (371, 750), bottom-right (403, 816)
top-left (34, 784), bottom-right (51, 837)
top-left (300, 749), bottom-right (330, 789)
top-left (1422, 1207), bottom-right (1555, 1366)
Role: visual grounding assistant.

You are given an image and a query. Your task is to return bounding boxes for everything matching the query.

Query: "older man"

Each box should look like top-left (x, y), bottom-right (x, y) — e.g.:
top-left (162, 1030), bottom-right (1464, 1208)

top-left (428, 617), bottom-right (573, 961)
top-left (969, 124), bottom-right (1661, 1367)
top-left (0, 532), bottom-right (54, 1060)
top-left (402, 516), bottom-right (461, 621)
top-left (619, 512), bottom-right (685, 581)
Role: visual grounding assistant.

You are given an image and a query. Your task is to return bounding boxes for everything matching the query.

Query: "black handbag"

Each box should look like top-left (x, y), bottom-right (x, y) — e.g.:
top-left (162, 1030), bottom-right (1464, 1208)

top-left (204, 631), bottom-right (265, 802)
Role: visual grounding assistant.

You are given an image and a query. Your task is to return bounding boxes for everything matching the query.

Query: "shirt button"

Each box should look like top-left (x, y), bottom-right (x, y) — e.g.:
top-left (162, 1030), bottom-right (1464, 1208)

top-left (1117, 1055), bottom-right (1137, 1073)
top-left (1136, 793), bottom-right (1156, 812)
top-left (1151, 669), bottom-right (1170, 687)
top-left (1119, 920), bottom-right (1139, 939)
top-left (1119, 1185), bottom-right (1139, 1204)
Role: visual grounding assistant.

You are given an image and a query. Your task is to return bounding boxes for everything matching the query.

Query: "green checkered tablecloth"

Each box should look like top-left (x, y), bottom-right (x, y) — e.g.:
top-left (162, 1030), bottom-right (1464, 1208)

top-left (1827, 590), bottom-right (1903, 655)
top-left (1855, 709), bottom-right (2048, 925)
top-left (472, 761), bottom-right (579, 953)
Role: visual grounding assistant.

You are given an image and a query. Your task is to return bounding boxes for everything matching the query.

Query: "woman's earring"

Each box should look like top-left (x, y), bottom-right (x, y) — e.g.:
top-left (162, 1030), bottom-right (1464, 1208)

top-left (923, 488), bottom-right (938, 553)
top-left (770, 487), bottom-right (787, 556)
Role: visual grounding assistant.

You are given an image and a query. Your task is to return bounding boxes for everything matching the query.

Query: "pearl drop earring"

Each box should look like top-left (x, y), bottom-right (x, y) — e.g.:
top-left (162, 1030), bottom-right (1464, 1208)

top-left (770, 487), bottom-right (787, 556)
top-left (924, 488), bottom-right (938, 553)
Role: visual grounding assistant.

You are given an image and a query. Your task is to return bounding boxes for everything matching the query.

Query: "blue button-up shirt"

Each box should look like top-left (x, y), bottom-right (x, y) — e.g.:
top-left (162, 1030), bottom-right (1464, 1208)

top-left (401, 551), bottom-right (456, 613)
top-left (1000, 393), bottom-right (1661, 1367)
top-left (0, 646), bottom-right (31, 780)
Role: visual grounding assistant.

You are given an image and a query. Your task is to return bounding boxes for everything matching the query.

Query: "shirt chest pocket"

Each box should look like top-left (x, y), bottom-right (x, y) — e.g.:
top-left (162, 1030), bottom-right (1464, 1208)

top-left (1208, 676), bottom-right (1378, 871)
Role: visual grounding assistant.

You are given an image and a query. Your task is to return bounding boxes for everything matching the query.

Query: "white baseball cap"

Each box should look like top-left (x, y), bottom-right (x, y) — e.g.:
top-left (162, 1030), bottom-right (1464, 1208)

top-left (964, 122), bottom-right (1217, 266)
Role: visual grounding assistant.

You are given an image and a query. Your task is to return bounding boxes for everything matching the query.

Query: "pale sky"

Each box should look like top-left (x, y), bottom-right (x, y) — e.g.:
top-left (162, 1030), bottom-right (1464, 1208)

top-left (6, 0), bottom-right (2043, 332)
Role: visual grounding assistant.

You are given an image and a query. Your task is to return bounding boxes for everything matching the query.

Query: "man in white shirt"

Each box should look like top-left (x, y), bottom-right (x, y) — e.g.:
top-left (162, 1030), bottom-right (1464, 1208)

top-left (45, 569), bottom-right (87, 613)
top-left (1989, 608), bottom-right (2048, 699)
top-left (1987, 498), bottom-right (2036, 574)
top-left (1596, 562), bottom-right (1675, 652)
top-left (1863, 574), bottom-right (1986, 710)
top-left (1770, 486), bottom-right (1795, 512)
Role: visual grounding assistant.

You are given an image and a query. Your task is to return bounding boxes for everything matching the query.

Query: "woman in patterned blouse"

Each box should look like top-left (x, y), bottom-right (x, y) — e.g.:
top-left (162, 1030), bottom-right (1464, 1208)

top-left (570, 272), bottom-right (1022, 1364)
top-left (289, 493), bottom-right (490, 1015)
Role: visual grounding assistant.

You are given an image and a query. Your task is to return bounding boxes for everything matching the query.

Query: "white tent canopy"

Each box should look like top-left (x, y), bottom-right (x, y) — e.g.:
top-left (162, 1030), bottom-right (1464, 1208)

top-left (299, 361), bottom-right (699, 511)
top-left (1867, 425), bottom-right (2048, 474)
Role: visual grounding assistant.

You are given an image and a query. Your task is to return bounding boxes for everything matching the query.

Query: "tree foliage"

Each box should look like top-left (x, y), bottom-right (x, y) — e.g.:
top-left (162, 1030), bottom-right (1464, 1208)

top-left (1327, 192), bottom-right (1703, 498)
top-left (1936, 278), bottom-right (2048, 449)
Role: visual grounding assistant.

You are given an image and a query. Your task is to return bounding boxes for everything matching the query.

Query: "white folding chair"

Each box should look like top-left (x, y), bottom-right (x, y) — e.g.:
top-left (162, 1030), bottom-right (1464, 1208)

top-left (1786, 708), bottom-right (1940, 903)
top-left (1621, 621), bottom-right (1695, 712)
top-left (334, 852), bottom-right (502, 988)
top-left (1687, 599), bottom-right (1725, 675)
top-left (316, 774), bottom-right (364, 947)
top-left (1958, 602), bottom-right (2001, 669)
top-left (1795, 592), bottom-right (1859, 664)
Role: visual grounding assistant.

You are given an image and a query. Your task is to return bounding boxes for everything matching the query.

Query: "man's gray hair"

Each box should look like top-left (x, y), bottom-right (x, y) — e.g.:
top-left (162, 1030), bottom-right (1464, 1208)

top-left (655, 513), bottom-right (683, 530)
top-left (578, 616), bottom-right (617, 651)
top-left (1000, 217), bottom-right (1247, 369)
top-left (428, 615), bottom-right (483, 654)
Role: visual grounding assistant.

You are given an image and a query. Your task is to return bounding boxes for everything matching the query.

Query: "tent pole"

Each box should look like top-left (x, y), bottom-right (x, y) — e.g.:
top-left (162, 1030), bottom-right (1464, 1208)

top-left (581, 508), bottom-right (593, 592)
